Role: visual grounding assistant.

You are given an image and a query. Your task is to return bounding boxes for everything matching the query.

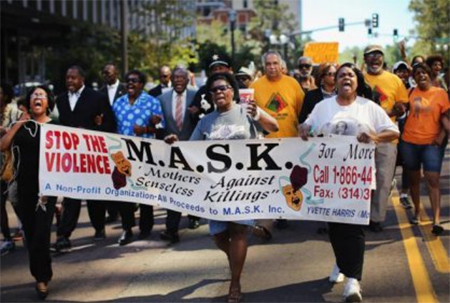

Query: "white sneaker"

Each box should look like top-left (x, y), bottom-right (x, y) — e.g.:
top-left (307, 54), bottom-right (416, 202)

top-left (344, 278), bottom-right (362, 302)
top-left (329, 264), bottom-right (345, 283)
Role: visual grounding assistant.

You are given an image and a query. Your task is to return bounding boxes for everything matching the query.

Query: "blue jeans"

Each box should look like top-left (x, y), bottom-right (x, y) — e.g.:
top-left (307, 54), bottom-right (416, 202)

top-left (401, 141), bottom-right (444, 173)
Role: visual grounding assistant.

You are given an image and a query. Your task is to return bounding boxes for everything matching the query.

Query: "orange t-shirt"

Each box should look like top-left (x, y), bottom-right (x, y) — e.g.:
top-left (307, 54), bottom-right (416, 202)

top-left (402, 86), bottom-right (450, 145)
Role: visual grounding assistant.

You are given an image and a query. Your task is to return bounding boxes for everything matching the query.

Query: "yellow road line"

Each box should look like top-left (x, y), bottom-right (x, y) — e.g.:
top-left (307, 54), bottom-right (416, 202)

top-left (417, 203), bottom-right (450, 273)
top-left (392, 196), bottom-right (438, 303)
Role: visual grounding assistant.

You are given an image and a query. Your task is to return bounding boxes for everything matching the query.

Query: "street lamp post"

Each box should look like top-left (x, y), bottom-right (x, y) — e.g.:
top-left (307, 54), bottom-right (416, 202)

top-left (269, 33), bottom-right (290, 67)
top-left (279, 34), bottom-right (289, 63)
top-left (229, 9), bottom-right (237, 65)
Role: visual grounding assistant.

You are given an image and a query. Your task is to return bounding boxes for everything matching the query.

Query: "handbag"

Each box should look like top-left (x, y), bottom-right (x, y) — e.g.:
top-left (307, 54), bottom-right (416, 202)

top-left (0, 150), bottom-right (14, 182)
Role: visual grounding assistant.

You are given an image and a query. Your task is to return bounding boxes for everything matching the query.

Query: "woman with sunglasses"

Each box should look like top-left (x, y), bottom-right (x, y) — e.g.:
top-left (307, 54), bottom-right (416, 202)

top-left (401, 63), bottom-right (450, 235)
top-left (0, 85), bottom-right (58, 299)
top-left (299, 63), bottom-right (337, 124)
top-left (299, 63), bottom-right (399, 302)
top-left (166, 72), bottom-right (277, 303)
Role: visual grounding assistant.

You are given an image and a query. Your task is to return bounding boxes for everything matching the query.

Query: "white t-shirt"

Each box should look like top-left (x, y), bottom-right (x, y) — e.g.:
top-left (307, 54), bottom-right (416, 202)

top-left (304, 96), bottom-right (399, 136)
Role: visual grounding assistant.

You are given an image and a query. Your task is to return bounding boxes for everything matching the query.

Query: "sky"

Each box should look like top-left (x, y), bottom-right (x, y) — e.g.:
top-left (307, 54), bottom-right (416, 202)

top-left (300, 0), bottom-right (417, 51)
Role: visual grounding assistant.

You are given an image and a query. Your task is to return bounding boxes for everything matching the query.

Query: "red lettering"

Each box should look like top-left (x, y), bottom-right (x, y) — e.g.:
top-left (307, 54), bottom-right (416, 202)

top-left (96, 155), bottom-right (104, 174)
top-left (71, 133), bottom-right (80, 150)
top-left (87, 154), bottom-right (96, 173)
top-left (99, 137), bottom-right (108, 153)
top-left (103, 156), bottom-right (111, 174)
top-left (79, 153), bottom-right (86, 172)
top-left (45, 152), bottom-right (56, 171)
top-left (62, 153), bottom-right (71, 172)
top-left (45, 131), bottom-right (53, 149)
top-left (82, 134), bottom-right (92, 151)
top-left (45, 152), bottom-right (111, 174)
top-left (313, 165), bottom-right (319, 183)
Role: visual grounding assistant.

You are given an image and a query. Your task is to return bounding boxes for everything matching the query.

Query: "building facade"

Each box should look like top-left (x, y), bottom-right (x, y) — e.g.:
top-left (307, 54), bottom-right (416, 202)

top-left (1, 0), bottom-right (196, 91)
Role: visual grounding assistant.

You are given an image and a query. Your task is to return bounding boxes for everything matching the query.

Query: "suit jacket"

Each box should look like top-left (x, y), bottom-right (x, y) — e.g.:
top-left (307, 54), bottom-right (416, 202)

top-left (298, 88), bottom-right (325, 124)
top-left (56, 86), bottom-right (116, 133)
top-left (148, 84), bottom-right (163, 98)
top-left (158, 88), bottom-right (198, 140)
top-left (99, 82), bottom-right (127, 105)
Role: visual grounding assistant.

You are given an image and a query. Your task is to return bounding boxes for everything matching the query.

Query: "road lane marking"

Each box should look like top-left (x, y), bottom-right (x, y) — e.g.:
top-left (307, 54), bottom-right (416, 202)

top-left (417, 203), bottom-right (450, 273)
top-left (392, 196), bottom-right (438, 303)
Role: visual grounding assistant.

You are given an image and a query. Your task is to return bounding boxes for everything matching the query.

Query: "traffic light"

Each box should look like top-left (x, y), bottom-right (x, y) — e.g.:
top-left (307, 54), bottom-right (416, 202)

top-left (339, 18), bottom-right (345, 32)
top-left (368, 28), bottom-right (373, 37)
top-left (372, 13), bottom-right (379, 28)
top-left (393, 29), bottom-right (398, 40)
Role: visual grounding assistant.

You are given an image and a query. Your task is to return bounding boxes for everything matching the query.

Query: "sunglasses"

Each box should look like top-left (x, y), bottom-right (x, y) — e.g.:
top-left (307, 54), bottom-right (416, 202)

top-left (126, 78), bottom-right (140, 83)
top-left (209, 85), bottom-right (231, 94)
top-left (325, 72), bottom-right (336, 77)
top-left (298, 64), bottom-right (312, 69)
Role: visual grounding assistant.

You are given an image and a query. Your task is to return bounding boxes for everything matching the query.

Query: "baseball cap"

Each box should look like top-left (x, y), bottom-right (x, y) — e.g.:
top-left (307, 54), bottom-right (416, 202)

top-left (364, 45), bottom-right (384, 55)
top-left (235, 67), bottom-right (253, 80)
top-left (393, 61), bottom-right (409, 72)
top-left (208, 54), bottom-right (230, 70)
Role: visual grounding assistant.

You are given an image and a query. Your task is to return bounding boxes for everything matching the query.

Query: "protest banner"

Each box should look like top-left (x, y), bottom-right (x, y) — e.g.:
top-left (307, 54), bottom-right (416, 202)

top-left (40, 124), bottom-right (375, 225)
top-left (303, 42), bottom-right (339, 64)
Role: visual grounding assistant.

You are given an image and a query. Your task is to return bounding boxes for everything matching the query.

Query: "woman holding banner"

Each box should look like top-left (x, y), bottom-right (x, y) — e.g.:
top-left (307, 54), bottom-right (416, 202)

top-left (166, 72), bottom-right (277, 303)
top-left (299, 63), bottom-right (399, 302)
top-left (0, 85), bottom-right (58, 299)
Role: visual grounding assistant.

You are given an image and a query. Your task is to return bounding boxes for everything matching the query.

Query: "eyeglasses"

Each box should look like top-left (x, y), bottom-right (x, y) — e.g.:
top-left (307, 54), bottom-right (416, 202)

top-left (160, 74), bottom-right (170, 78)
top-left (325, 72), bottom-right (336, 77)
top-left (209, 85), bottom-right (231, 94)
top-left (298, 64), bottom-right (312, 69)
top-left (31, 93), bottom-right (48, 99)
top-left (366, 52), bottom-right (383, 59)
top-left (126, 78), bottom-right (140, 83)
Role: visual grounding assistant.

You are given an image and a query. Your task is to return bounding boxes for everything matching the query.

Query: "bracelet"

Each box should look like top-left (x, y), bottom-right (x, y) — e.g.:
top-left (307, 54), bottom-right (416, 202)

top-left (252, 108), bottom-right (261, 121)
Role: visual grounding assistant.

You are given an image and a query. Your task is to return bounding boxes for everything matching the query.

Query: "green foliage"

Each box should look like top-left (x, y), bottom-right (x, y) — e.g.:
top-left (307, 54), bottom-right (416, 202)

top-left (196, 19), bottom-right (263, 71)
top-left (129, 0), bottom-right (197, 79)
top-left (409, 0), bottom-right (450, 62)
top-left (339, 46), bottom-right (363, 65)
top-left (248, 0), bottom-right (297, 36)
top-left (46, 23), bottom-right (121, 92)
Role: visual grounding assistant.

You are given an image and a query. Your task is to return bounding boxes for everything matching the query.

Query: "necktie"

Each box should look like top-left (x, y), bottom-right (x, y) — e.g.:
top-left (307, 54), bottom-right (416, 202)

top-left (175, 94), bottom-right (183, 131)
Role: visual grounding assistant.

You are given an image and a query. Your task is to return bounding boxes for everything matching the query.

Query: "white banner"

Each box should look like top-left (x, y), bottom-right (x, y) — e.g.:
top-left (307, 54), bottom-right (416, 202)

top-left (40, 124), bottom-right (376, 224)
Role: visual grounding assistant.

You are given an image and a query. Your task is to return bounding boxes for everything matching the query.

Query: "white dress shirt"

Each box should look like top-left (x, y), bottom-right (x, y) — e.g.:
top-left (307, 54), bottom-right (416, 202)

top-left (107, 80), bottom-right (120, 105)
top-left (68, 85), bottom-right (85, 111)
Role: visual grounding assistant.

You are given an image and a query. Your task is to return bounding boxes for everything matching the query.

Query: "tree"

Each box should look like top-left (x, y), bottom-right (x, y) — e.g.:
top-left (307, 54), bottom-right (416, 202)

top-left (196, 20), bottom-right (262, 71)
top-left (46, 23), bottom-right (121, 93)
top-left (248, 0), bottom-right (297, 40)
top-left (129, 0), bottom-right (198, 78)
top-left (409, 0), bottom-right (450, 62)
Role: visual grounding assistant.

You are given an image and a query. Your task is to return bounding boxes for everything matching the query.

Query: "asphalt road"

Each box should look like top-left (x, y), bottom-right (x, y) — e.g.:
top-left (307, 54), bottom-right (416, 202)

top-left (1, 149), bottom-right (449, 303)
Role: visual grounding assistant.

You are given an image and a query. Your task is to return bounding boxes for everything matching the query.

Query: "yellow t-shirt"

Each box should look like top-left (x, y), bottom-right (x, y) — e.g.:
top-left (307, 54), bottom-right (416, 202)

top-left (403, 86), bottom-right (450, 145)
top-left (364, 71), bottom-right (409, 121)
top-left (250, 75), bottom-right (304, 138)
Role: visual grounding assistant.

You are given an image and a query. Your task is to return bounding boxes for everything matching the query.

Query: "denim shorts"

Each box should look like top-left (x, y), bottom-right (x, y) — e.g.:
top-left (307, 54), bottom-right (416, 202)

top-left (209, 219), bottom-right (254, 235)
top-left (401, 141), bottom-right (444, 173)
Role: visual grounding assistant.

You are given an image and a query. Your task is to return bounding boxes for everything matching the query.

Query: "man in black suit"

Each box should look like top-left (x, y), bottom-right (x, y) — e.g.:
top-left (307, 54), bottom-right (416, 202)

top-left (148, 65), bottom-right (171, 97)
top-left (99, 63), bottom-right (126, 223)
top-left (52, 65), bottom-right (116, 253)
top-left (99, 63), bottom-right (126, 106)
